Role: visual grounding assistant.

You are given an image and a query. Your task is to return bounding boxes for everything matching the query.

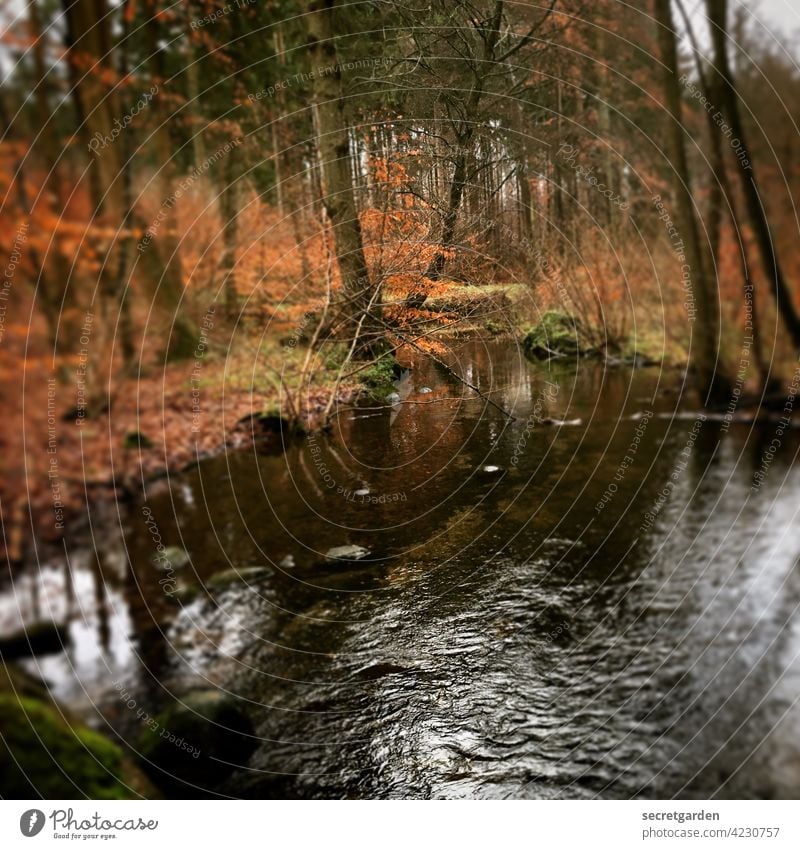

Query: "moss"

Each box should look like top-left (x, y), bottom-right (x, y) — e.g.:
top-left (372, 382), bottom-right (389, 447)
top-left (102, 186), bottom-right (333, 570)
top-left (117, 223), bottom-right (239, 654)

top-left (618, 335), bottom-right (665, 367)
top-left (358, 353), bottom-right (401, 400)
top-left (523, 311), bottom-right (584, 360)
top-left (0, 694), bottom-right (139, 799)
top-left (258, 402), bottom-right (284, 420)
top-left (424, 284), bottom-right (517, 321)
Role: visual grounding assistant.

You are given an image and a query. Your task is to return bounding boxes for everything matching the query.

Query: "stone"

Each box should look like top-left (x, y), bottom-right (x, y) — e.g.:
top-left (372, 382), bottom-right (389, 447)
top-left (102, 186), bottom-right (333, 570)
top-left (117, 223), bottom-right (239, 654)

top-left (151, 546), bottom-right (190, 570)
top-left (136, 689), bottom-right (256, 795)
top-left (523, 311), bottom-right (585, 360)
top-left (206, 566), bottom-right (271, 589)
top-left (325, 545), bottom-right (370, 562)
top-left (0, 622), bottom-right (68, 660)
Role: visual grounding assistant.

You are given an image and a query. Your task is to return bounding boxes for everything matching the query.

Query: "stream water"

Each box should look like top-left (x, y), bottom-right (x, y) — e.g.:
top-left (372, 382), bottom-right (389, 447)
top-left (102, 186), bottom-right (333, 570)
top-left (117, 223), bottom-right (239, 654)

top-left (3, 339), bottom-right (800, 798)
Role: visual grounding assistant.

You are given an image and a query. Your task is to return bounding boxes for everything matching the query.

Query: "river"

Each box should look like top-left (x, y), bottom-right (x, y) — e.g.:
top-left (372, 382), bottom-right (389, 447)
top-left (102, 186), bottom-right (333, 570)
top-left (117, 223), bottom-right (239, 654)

top-left (3, 339), bottom-right (800, 798)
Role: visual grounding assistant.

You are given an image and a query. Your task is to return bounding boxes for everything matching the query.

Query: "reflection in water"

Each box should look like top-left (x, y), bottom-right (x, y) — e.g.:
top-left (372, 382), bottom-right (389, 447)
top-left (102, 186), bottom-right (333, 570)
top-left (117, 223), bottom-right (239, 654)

top-left (2, 339), bottom-right (800, 798)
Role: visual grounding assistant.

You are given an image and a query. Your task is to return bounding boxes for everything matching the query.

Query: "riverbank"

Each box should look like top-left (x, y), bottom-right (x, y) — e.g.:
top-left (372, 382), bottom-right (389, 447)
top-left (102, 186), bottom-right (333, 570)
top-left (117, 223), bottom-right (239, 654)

top-left (0, 338), bottom-right (363, 565)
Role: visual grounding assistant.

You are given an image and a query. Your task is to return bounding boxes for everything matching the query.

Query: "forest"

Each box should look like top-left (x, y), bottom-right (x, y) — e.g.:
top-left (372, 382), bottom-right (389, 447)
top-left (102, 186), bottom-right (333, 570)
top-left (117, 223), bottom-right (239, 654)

top-left (2, 0), bottom-right (800, 804)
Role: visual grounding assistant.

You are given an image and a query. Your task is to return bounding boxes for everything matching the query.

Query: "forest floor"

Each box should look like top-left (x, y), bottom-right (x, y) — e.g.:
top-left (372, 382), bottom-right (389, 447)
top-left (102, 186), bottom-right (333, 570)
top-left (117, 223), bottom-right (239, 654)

top-left (2, 336), bottom-right (359, 563)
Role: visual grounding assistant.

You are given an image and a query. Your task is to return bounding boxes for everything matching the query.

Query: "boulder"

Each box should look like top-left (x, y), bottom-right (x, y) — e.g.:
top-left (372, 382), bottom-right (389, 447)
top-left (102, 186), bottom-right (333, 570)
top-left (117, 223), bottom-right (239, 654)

top-left (151, 546), bottom-right (190, 571)
top-left (205, 566), bottom-right (271, 590)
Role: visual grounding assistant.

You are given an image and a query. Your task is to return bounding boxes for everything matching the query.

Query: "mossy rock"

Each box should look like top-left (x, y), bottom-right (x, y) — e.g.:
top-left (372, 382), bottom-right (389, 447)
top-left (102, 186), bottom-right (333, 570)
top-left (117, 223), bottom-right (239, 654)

top-left (150, 545), bottom-right (190, 571)
top-left (0, 694), bottom-right (148, 799)
top-left (136, 690), bottom-right (256, 795)
top-left (205, 566), bottom-right (271, 591)
top-left (618, 338), bottom-right (662, 367)
top-left (172, 582), bottom-right (201, 604)
top-left (523, 311), bottom-right (584, 360)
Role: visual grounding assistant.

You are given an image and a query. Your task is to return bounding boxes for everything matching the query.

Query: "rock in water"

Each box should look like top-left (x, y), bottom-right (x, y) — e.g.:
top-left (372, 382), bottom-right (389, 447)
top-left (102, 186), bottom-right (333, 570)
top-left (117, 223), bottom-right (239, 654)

top-left (523, 311), bottom-right (585, 360)
top-left (0, 622), bottom-right (68, 660)
top-left (325, 545), bottom-right (370, 562)
top-left (136, 689), bottom-right (256, 795)
top-left (205, 566), bottom-right (271, 592)
top-left (151, 546), bottom-right (190, 570)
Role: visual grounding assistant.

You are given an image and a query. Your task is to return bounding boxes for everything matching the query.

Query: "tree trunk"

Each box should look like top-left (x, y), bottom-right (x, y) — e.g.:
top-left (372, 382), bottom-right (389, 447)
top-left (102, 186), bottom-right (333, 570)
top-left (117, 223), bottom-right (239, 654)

top-left (184, 16), bottom-right (207, 169)
top-left (654, 0), bottom-right (729, 403)
top-left (705, 0), bottom-right (800, 352)
top-left (140, 1), bottom-right (198, 361)
top-left (424, 147), bottom-right (470, 282)
top-left (18, 2), bottom-right (75, 368)
top-left (306, 0), bottom-right (380, 354)
top-left (60, 0), bottom-right (124, 217)
top-left (60, 0), bottom-right (138, 392)
top-left (674, 0), bottom-right (769, 390)
top-left (220, 153), bottom-right (240, 319)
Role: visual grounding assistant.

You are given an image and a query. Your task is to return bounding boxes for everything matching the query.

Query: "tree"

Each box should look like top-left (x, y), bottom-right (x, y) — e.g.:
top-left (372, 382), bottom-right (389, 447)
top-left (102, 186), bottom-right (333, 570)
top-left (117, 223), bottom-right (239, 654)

top-left (388, 0), bottom-right (557, 305)
top-left (305, 0), bottom-right (381, 354)
top-left (674, 0), bottom-right (768, 389)
top-left (61, 0), bottom-right (199, 365)
top-left (705, 0), bottom-right (800, 353)
top-left (654, 0), bottom-right (729, 403)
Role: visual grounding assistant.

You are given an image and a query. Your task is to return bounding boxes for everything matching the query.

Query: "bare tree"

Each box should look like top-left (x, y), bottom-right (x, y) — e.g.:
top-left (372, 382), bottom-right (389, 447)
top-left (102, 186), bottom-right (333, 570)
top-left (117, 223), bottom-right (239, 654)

top-left (705, 0), bottom-right (800, 353)
top-left (654, 0), bottom-right (729, 403)
top-left (305, 0), bottom-right (381, 354)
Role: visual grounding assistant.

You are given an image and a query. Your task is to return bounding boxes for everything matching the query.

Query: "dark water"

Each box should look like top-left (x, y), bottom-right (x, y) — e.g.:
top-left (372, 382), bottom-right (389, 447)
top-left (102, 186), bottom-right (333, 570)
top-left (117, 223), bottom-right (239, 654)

top-left (4, 339), bottom-right (800, 798)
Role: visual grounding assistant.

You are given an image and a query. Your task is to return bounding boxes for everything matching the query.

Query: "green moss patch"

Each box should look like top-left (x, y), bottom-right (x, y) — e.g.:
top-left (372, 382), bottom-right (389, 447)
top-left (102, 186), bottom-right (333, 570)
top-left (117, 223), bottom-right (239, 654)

top-left (523, 311), bottom-right (587, 360)
top-left (0, 694), bottom-right (137, 799)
